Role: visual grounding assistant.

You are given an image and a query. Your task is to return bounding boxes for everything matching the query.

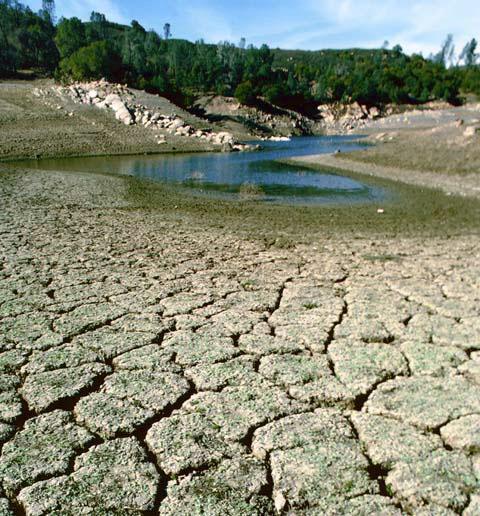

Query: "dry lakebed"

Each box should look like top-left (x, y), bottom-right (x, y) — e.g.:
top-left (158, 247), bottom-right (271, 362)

top-left (0, 80), bottom-right (479, 515)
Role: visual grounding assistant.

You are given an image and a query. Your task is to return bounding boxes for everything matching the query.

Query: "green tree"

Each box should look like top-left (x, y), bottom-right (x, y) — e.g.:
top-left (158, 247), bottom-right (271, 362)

top-left (55, 17), bottom-right (86, 59)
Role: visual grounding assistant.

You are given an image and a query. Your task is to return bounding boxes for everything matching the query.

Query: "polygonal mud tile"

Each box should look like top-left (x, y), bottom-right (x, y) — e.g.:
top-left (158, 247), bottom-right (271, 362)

top-left (74, 392), bottom-right (155, 439)
top-left (161, 292), bottom-right (214, 317)
top-left (53, 303), bottom-right (125, 337)
top-left (440, 415), bottom-right (480, 454)
top-left (184, 356), bottom-right (259, 391)
top-left (459, 357), bottom-right (480, 385)
top-left (21, 344), bottom-right (102, 375)
top-left (146, 412), bottom-right (243, 475)
top-left (237, 333), bottom-right (304, 356)
top-left (258, 354), bottom-right (331, 387)
top-left (288, 376), bottom-right (356, 409)
top-left (18, 438), bottom-right (160, 514)
top-left (73, 327), bottom-right (157, 360)
top-left (386, 449), bottom-right (477, 512)
top-left (400, 341), bottom-right (468, 377)
top-left (183, 384), bottom-right (305, 442)
top-left (252, 408), bottom-right (354, 460)
top-left (162, 331), bottom-right (239, 366)
top-left (21, 363), bottom-right (110, 413)
top-left (0, 410), bottom-right (94, 495)
top-left (270, 441), bottom-right (377, 512)
top-left (112, 344), bottom-right (178, 372)
top-left (365, 376), bottom-right (480, 430)
top-left (351, 412), bottom-right (443, 469)
top-left (274, 325), bottom-right (329, 353)
top-left (0, 392), bottom-right (23, 424)
top-left (293, 494), bottom-right (401, 515)
top-left (0, 350), bottom-right (29, 374)
top-left (158, 456), bottom-right (271, 515)
top-left (329, 341), bottom-right (408, 396)
top-left (102, 370), bottom-right (191, 413)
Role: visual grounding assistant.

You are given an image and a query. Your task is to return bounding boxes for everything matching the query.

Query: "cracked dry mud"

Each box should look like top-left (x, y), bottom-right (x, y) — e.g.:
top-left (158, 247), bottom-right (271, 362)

top-left (0, 169), bottom-right (479, 515)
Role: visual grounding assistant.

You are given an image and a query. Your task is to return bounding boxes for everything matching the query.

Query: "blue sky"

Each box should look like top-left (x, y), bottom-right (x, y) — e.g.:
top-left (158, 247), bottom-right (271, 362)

top-left (26, 0), bottom-right (479, 57)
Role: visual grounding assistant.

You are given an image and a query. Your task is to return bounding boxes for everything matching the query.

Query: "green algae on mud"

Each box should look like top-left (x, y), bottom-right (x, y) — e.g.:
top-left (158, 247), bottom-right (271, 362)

top-left (124, 161), bottom-right (480, 245)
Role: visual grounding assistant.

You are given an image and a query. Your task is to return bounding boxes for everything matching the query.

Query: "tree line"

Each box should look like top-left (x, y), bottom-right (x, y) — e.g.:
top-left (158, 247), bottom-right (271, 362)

top-left (1, 0), bottom-right (479, 111)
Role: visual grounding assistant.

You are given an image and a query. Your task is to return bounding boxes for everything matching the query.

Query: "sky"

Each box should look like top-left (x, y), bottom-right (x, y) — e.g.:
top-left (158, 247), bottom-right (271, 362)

top-left (26, 0), bottom-right (480, 58)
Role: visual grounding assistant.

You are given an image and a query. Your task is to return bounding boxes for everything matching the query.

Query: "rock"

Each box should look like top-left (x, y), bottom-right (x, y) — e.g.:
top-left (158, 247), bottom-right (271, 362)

top-left (464, 126), bottom-right (479, 137)
top-left (18, 438), bottom-right (160, 514)
top-left (0, 410), bottom-right (94, 495)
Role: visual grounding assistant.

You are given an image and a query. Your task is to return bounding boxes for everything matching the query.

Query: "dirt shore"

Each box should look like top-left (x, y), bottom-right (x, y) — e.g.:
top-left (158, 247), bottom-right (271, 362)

top-left (0, 80), bottom-right (220, 161)
top-left (0, 81), bottom-right (479, 514)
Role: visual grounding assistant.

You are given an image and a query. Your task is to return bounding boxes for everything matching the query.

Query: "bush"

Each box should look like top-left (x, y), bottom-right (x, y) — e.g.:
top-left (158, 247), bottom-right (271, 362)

top-left (234, 81), bottom-right (256, 105)
top-left (58, 41), bottom-right (122, 82)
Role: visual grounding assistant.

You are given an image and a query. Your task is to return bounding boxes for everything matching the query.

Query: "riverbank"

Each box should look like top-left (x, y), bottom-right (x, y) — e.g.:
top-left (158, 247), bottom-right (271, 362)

top-left (0, 80), bottom-right (224, 161)
top-left (0, 165), bottom-right (479, 514)
top-left (292, 152), bottom-right (480, 200)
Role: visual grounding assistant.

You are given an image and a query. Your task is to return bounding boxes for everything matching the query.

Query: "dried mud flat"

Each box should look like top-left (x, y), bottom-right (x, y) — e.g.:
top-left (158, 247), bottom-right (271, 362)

top-left (0, 166), bottom-right (479, 515)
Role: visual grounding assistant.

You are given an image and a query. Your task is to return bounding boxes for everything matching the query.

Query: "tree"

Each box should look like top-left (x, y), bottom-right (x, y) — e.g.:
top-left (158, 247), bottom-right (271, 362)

top-left (59, 40), bottom-right (122, 81)
top-left (434, 34), bottom-right (455, 66)
top-left (41, 0), bottom-right (55, 23)
top-left (163, 23), bottom-right (171, 40)
top-left (55, 17), bottom-right (86, 59)
top-left (459, 39), bottom-right (478, 66)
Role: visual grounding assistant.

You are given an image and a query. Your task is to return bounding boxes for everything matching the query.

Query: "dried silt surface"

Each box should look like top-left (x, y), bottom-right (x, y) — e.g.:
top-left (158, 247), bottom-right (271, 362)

top-left (0, 167), bottom-right (479, 514)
